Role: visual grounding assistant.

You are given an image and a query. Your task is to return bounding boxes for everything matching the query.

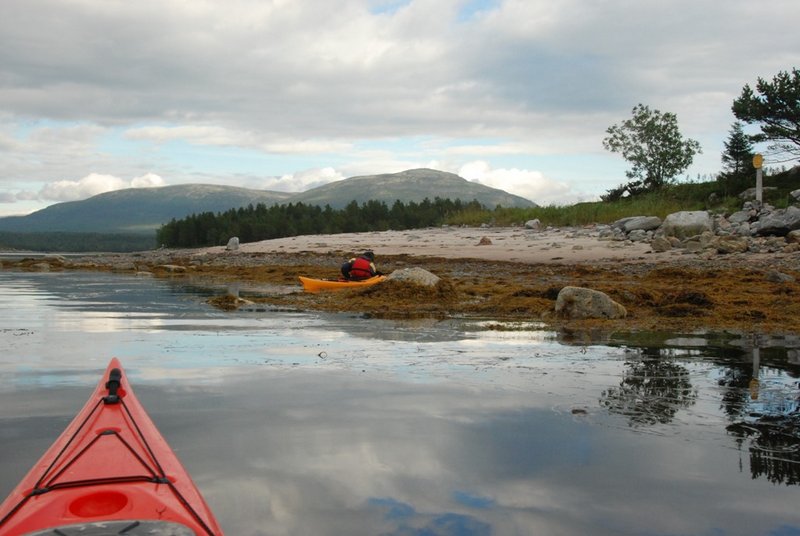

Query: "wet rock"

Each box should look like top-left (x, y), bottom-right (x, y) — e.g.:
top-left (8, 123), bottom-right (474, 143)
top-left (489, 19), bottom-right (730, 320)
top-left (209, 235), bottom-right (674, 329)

top-left (44, 254), bottom-right (66, 264)
top-left (158, 264), bottom-right (187, 273)
top-left (555, 286), bottom-right (627, 320)
top-left (766, 271), bottom-right (795, 283)
top-left (386, 267), bottom-right (440, 287)
top-left (111, 262), bottom-right (137, 272)
top-left (787, 230), bottom-right (800, 244)
top-left (208, 294), bottom-right (253, 311)
top-left (477, 236), bottom-right (492, 245)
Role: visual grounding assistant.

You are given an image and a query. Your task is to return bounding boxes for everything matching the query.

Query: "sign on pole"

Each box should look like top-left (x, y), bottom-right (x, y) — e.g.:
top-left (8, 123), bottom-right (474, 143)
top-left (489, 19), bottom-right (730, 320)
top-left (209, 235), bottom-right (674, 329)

top-left (753, 153), bottom-right (763, 203)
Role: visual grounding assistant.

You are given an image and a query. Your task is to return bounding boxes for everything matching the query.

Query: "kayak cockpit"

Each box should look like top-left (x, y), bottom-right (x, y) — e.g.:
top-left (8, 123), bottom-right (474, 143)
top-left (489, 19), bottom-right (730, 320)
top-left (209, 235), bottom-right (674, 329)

top-left (24, 519), bottom-right (197, 535)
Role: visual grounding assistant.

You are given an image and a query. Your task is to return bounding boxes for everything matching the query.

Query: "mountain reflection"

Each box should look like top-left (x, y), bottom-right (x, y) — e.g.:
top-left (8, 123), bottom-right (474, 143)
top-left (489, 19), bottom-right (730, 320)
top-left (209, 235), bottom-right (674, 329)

top-left (599, 348), bottom-right (698, 426)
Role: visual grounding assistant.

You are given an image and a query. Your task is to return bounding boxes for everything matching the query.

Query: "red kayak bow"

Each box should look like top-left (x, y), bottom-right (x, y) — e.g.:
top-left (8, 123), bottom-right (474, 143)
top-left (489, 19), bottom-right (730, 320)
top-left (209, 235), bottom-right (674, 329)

top-left (0, 358), bottom-right (223, 535)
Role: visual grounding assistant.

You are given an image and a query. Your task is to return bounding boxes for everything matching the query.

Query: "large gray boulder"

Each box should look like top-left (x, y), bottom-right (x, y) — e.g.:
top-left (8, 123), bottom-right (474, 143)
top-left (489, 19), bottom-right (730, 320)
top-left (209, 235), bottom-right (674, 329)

top-left (728, 210), bottom-right (753, 224)
top-left (524, 218), bottom-right (542, 230)
top-left (661, 211), bottom-right (713, 240)
top-left (386, 267), bottom-right (440, 287)
top-left (739, 186), bottom-right (777, 201)
top-left (613, 215), bottom-right (662, 233)
top-left (555, 286), bottom-right (627, 320)
top-left (755, 206), bottom-right (800, 236)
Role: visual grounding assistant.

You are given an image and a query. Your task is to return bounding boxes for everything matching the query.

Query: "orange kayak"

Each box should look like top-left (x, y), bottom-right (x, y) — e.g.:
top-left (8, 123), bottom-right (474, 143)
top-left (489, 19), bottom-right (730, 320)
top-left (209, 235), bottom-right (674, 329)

top-left (299, 275), bottom-right (386, 293)
top-left (0, 358), bottom-right (223, 535)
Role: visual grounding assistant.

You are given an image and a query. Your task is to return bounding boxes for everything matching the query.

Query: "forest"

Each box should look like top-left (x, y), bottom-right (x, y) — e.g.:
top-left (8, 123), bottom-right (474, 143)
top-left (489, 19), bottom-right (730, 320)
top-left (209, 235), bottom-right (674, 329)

top-left (156, 197), bottom-right (485, 248)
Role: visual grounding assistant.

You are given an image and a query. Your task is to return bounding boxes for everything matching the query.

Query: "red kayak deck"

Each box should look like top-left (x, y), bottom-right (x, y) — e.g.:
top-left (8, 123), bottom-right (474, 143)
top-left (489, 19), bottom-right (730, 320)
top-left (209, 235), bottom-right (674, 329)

top-left (0, 359), bottom-right (223, 535)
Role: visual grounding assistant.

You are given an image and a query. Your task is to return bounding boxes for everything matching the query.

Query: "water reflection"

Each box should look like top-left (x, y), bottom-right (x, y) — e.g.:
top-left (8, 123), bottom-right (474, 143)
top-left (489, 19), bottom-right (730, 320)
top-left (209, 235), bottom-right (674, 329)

top-left (2, 271), bottom-right (800, 535)
top-left (599, 347), bottom-right (698, 426)
top-left (724, 341), bottom-right (800, 486)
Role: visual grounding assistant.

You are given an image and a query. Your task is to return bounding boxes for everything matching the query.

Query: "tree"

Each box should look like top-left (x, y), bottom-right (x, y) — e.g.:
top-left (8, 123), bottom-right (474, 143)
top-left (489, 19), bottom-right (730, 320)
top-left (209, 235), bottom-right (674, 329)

top-left (732, 68), bottom-right (800, 162)
top-left (718, 121), bottom-right (756, 196)
top-left (721, 121), bottom-right (755, 176)
top-left (602, 104), bottom-right (702, 198)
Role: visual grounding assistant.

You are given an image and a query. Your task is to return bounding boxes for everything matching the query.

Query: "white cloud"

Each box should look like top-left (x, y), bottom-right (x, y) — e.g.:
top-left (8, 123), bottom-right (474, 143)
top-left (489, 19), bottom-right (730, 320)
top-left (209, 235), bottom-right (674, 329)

top-left (126, 125), bottom-right (352, 154)
top-left (39, 173), bottom-right (166, 202)
top-left (0, 0), bottom-right (798, 214)
top-left (458, 161), bottom-right (593, 206)
top-left (130, 173), bottom-right (166, 188)
top-left (125, 126), bottom-right (237, 145)
top-left (15, 190), bottom-right (40, 201)
top-left (265, 167), bottom-right (345, 192)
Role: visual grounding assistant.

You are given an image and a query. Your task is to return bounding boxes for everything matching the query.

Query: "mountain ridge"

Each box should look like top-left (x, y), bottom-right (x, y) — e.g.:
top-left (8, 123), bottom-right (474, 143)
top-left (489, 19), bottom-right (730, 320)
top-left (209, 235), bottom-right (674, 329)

top-left (0, 168), bottom-right (535, 235)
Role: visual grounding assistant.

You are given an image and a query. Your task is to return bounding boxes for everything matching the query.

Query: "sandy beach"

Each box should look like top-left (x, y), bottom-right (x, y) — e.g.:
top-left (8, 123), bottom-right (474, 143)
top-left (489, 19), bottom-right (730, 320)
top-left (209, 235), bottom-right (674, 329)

top-left (198, 225), bottom-right (660, 265)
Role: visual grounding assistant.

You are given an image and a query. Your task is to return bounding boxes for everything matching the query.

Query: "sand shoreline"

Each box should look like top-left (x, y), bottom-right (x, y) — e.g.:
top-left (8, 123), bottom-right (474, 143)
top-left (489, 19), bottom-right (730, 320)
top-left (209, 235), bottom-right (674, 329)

top-left (194, 224), bottom-right (798, 270)
top-left (198, 225), bottom-right (658, 265)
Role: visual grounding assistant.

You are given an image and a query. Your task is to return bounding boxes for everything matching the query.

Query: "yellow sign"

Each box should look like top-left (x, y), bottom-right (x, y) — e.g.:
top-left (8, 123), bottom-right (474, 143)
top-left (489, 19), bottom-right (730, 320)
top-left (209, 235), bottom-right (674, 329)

top-left (753, 153), bottom-right (763, 169)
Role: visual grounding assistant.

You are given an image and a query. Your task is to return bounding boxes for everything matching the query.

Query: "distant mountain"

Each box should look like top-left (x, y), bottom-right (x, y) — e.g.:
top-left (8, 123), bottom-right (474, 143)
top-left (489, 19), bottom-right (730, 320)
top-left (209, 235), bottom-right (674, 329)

top-left (289, 168), bottom-right (536, 209)
top-left (0, 169), bottom-right (535, 235)
top-left (0, 184), bottom-right (292, 234)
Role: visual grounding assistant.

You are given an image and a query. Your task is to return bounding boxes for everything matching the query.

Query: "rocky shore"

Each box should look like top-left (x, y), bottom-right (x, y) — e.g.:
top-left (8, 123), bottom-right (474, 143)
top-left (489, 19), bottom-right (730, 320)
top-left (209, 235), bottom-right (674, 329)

top-left (3, 209), bottom-right (800, 336)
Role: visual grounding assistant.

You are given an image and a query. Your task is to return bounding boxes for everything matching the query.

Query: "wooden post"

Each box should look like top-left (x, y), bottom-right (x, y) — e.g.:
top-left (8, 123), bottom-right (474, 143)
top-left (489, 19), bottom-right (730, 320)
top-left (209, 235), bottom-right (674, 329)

top-left (753, 153), bottom-right (764, 204)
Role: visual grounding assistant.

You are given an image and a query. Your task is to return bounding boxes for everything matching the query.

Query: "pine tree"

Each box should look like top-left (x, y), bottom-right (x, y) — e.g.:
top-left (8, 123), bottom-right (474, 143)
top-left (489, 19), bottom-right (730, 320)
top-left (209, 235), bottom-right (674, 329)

top-left (721, 122), bottom-right (755, 176)
top-left (718, 121), bottom-right (756, 196)
top-left (732, 68), bottom-right (800, 161)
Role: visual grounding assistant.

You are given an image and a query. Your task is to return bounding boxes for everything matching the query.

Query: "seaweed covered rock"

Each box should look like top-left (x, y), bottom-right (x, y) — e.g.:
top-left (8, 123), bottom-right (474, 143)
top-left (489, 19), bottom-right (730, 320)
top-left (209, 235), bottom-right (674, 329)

top-left (555, 286), bottom-right (627, 320)
top-left (386, 267), bottom-right (440, 287)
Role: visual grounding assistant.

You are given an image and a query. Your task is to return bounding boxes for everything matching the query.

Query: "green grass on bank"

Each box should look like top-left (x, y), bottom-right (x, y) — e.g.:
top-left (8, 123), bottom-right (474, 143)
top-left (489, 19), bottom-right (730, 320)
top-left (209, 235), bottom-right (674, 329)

top-left (446, 171), bottom-right (798, 228)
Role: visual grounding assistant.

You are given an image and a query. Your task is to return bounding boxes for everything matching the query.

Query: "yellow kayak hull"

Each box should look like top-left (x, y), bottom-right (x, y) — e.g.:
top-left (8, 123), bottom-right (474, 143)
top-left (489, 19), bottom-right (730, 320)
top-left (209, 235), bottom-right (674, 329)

top-left (299, 275), bottom-right (386, 293)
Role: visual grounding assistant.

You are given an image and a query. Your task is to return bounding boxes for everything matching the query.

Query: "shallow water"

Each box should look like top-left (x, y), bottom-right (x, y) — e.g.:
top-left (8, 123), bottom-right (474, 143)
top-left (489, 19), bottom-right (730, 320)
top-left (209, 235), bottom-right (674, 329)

top-left (1, 270), bottom-right (799, 536)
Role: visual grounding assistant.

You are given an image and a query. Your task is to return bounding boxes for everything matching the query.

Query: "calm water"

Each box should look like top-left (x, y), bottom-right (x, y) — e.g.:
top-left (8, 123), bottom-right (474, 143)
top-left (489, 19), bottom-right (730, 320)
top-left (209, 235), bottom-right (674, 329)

top-left (0, 270), bottom-right (799, 536)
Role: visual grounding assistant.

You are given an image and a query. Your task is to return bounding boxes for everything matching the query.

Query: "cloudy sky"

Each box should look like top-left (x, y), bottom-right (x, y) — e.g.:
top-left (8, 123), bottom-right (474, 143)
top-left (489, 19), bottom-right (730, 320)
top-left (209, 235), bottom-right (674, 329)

top-left (1, 0), bottom-right (798, 216)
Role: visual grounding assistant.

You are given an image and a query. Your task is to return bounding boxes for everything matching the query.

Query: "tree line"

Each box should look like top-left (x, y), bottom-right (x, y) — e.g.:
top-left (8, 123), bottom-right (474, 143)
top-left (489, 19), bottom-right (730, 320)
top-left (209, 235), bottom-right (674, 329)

top-left (156, 197), bottom-right (485, 248)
